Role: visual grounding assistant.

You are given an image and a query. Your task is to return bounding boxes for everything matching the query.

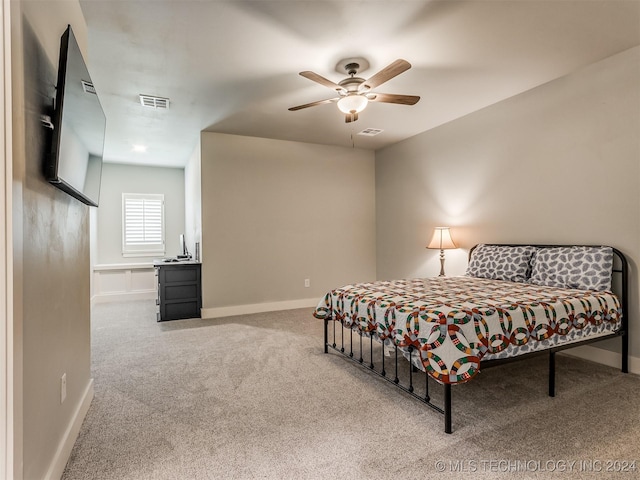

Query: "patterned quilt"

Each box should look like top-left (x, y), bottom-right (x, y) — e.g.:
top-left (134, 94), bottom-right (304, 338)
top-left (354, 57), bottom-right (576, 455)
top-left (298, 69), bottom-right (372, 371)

top-left (313, 276), bottom-right (621, 385)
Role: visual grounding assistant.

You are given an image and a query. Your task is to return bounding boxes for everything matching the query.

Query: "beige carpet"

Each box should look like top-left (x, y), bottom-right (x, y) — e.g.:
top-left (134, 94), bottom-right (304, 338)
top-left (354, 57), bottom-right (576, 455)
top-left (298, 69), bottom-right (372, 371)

top-left (62, 300), bottom-right (640, 479)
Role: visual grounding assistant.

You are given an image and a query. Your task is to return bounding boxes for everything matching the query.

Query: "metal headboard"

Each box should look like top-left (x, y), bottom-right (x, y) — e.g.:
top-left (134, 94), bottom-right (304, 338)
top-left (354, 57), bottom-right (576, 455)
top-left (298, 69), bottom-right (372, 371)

top-left (468, 243), bottom-right (629, 370)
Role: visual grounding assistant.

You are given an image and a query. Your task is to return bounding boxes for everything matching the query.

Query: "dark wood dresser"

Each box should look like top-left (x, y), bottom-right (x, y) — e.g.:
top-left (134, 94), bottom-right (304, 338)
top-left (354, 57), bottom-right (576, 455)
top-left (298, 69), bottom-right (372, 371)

top-left (153, 260), bottom-right (202, 321)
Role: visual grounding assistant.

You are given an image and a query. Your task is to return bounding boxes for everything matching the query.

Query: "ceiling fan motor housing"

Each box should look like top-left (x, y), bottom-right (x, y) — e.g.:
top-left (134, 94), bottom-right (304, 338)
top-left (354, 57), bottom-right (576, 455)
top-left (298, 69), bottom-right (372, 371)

top-left (338, 76), bottom-right (366, 93)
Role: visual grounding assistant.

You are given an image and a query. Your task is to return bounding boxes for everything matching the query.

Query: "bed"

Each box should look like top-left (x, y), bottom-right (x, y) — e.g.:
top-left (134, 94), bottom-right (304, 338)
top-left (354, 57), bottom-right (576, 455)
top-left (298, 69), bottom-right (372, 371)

top-left (313, 244), bottom-right (628, 433)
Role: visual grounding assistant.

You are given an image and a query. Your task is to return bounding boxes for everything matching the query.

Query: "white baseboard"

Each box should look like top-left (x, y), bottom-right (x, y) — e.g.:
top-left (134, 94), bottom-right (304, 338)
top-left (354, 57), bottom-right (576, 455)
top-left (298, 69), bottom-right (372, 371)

top-left (45, 378), bottom-right (94, 480)
top-left (561, 345), bottom-right (640, 375)
top-left (92, 290), bottom-right (156, 306)
top-left (202, 297), bottom-right (319, 319)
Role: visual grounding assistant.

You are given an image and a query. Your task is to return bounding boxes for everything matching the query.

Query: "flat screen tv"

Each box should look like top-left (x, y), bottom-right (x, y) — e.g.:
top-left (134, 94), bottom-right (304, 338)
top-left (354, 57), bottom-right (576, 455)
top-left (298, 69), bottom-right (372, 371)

top-left (46, 25), bottom-right (105, 207)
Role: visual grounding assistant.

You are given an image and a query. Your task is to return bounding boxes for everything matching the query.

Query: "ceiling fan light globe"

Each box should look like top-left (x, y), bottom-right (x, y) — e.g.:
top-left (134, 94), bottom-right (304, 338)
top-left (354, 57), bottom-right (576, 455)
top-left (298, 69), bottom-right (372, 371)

top-left (337, 95), bottom-right (368, 114)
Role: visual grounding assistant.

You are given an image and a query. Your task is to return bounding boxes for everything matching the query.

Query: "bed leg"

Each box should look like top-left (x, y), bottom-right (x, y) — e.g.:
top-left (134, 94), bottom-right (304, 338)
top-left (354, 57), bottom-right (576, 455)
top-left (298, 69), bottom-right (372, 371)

top-left (622, 330), bottom-right (629, 373)
top-left (444, 383), bottom-right (452, 434)
top-left (549, 351), bottom-right (556, 397)
top-left (324, 319), bottom-right (328, 354)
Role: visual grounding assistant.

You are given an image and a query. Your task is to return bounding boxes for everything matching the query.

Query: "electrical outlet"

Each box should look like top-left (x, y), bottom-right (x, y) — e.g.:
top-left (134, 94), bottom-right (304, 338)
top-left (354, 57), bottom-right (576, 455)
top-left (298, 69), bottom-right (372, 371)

top-left (304, 278), bottom-right (310, 288)
top-left (61, 373), bottom-right (67, 404)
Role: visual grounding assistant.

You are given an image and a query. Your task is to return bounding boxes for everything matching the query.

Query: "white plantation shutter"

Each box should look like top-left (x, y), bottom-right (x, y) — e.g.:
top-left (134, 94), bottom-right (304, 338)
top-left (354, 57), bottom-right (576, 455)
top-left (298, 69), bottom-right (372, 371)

top-left (122, 193), bottom-right (165, 256)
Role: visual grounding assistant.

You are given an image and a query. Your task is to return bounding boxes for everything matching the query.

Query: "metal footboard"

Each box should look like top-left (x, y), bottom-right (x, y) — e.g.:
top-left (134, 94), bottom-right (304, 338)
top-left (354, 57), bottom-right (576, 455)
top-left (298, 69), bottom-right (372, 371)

top-left (324, 318), bottom-right (452, 433)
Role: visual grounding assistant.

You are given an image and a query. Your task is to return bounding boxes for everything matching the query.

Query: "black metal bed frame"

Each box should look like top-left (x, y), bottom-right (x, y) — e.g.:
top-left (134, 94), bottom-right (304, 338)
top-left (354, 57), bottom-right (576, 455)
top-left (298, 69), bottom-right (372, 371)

top-left (322, 244), bottom-right (629, 434)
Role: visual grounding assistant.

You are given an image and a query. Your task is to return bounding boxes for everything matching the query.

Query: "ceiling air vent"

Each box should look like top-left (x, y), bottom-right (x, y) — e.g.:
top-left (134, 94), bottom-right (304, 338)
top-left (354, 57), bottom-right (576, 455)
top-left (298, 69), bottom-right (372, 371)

top-left (357, 128), bottom-right (383, 137)
top-left (139, 94), bottom-right (170, 109)
top-left (81, 80), bottom-right (96, 95)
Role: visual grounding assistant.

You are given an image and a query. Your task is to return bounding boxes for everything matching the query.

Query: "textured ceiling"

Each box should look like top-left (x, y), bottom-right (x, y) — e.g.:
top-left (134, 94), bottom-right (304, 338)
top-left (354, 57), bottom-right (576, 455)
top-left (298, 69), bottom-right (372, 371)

top-left (79, 0), bottom-right (640, 168)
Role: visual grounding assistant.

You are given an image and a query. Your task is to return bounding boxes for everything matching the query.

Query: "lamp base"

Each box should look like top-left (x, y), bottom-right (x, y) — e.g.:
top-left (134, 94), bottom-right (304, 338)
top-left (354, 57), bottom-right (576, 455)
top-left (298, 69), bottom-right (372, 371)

top-left (439, 249), bottom-right (446, 277)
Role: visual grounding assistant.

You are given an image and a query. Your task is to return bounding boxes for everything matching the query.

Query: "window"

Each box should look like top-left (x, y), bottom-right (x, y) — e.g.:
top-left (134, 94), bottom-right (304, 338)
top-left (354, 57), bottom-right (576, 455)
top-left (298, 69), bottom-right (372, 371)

top-left (122, 193), bottom-right (165, 257)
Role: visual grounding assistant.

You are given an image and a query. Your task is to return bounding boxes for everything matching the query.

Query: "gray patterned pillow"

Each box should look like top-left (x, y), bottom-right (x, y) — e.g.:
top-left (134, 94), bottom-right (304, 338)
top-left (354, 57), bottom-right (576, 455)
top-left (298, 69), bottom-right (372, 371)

top-left (529, 246), bottom-right (613, 291)
top-left (466, 245), bottom-right (536, 283)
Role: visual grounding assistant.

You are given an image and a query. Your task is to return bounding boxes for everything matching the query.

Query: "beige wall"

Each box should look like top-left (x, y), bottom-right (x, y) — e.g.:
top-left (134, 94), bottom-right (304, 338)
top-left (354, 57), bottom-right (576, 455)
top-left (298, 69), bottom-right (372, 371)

top-left (13, 1), bottom-right (93, 478)
top-left (376, 46), bottom-right (640, 358)
top-left (200, 132), bottom-right (376, 310)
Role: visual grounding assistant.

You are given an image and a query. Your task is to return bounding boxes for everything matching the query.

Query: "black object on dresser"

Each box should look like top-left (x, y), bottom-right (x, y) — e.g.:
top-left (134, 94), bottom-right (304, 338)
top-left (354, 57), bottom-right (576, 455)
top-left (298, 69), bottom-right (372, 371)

top-left (154, 260), bottom-right (202, 321)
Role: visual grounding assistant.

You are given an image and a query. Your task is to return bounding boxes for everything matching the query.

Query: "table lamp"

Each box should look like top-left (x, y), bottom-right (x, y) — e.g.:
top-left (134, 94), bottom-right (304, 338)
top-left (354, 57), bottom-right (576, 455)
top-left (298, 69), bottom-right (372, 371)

top-left (427, 227), bottom-right (457, 276)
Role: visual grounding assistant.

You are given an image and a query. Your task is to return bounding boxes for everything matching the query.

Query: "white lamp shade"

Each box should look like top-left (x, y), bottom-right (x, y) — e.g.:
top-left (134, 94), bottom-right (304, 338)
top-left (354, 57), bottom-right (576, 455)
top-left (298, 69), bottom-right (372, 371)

top-left (337, 94), bottom-right (368, 114)
top-left (427, 227), bottom-right (457, 250)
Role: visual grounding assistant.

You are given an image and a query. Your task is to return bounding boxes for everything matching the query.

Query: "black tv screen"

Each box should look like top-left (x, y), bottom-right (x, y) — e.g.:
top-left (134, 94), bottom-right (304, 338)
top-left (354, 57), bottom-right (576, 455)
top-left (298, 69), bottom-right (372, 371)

top-left (46, 25), bottom-right (105, 207)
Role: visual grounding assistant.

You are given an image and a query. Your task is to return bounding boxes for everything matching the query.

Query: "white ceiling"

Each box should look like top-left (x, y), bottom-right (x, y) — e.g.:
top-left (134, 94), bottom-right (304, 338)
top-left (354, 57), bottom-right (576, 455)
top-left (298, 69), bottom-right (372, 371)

top-left (79, 0), bottom-right (640, 168)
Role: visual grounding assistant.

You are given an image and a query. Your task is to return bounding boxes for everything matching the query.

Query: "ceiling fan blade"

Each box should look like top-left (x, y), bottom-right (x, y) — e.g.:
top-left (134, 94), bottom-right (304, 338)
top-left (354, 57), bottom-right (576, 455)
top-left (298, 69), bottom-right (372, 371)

top-left (359, 59), bottom-right (411, 92)
top-left (288, 97), bottom-right (339, 111)
top-left (299, 71), bottom-right (346, 93)
top-left (368, 93), bottom-right (420, 105)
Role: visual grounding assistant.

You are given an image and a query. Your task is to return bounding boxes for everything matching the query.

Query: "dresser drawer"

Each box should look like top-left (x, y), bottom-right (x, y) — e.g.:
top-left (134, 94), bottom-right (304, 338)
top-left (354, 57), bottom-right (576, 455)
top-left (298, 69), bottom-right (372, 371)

top-left (155, 262), bottom-right (202, 321)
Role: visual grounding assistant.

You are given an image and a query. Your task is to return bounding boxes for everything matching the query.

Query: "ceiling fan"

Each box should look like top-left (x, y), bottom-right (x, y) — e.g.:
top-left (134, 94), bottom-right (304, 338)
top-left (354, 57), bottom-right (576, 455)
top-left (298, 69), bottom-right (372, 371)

top-left (288, 58), bottom-right (420, 123)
